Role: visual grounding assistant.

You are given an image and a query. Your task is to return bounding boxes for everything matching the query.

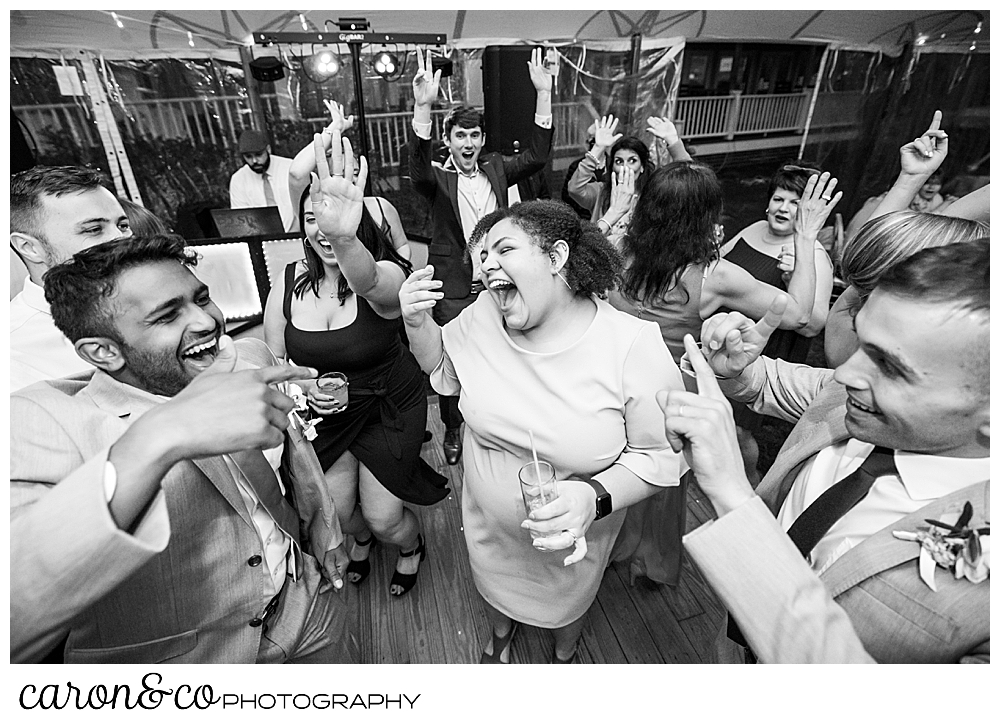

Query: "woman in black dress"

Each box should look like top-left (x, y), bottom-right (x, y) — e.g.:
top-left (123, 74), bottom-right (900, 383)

top-left (264, 133), bottom-right (447, 598)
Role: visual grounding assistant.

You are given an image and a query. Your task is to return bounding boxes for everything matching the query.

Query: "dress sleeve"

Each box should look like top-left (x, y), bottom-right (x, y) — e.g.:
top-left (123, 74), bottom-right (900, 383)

top-left (432, 309), bottom-right (475, 397)
top-left (612, 322), bottom-right (684, 486)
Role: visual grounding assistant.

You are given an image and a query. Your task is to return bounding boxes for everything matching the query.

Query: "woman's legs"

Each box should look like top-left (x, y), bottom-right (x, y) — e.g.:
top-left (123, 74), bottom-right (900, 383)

top-left (324, 450), bottom-right (372, 575)
top-left (357, 462), bottom-right (422, 594)
top-left (481, 599), bottom-right (517, 663)
top-left (552, 614), bottom-right (587, 662)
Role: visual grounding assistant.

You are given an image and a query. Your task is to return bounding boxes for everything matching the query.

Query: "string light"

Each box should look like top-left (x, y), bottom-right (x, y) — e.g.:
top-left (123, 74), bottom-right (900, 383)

top-left (111, 12), bottom-right (124, 29)
top-left (188, 31), bottom-right (195, 47)
top-left (299, 13), bottom-right (308, 31)
top-left (974, 22), bottom-right (982, 34)
top-left (969, 42), bottom-right (976, 51)
top-left (916, 35), bottom-right (927, 46)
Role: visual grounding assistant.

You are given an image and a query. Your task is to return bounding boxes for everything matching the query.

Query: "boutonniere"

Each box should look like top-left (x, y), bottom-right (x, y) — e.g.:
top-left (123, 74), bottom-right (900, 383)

top-left (893, 501), bottom-right (990, 591)
top-left (285, 383), bottom-right (320, 442)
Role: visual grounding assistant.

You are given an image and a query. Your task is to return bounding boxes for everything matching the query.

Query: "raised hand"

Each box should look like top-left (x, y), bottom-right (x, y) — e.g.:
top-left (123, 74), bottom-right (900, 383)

top-left (646, 116), bottom-right (679, 145)
top-left (592, 115), bottom-right (623, 153)
top-left (699, 294), bottom-right (787, 378)
top-left (399, 265), bottom-right (443, 327)
top-left (657, 335), bottom-right (753, 516)
top-left (311, 135), bottom-right (367, 243)
top-left (605, 164), bottom-right (636, 225)
top-left (526, 46), bottom-right (553, 93)
top-left (412, 49), bottom-right (442, 107)
top-left (794, 172), bottom-right (841, 240)
top-left (899, 110), bottom-right (948, 178)
top-left (323, 99), bottom-right (354, 134)
top-left (142, 335), bottom-right (318, 461)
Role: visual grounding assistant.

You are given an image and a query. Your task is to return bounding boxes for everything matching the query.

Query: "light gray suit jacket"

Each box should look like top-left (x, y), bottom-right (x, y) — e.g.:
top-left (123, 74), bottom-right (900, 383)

top-left (685, 357), bottom-right (990, 663)
top-left (10, 339), bottom-right (343, 663)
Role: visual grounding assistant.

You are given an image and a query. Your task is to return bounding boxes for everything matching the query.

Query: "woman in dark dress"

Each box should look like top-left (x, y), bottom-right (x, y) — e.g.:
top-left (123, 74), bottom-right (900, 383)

top-left (264, 133), bottom-right (447, 598)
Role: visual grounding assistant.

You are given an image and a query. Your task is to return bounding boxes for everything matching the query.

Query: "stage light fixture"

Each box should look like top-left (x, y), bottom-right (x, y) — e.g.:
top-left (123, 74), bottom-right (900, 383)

top-left (304, 46), bottom-right (341, 82)
top-left (372, 48), bottom-right (399, 79)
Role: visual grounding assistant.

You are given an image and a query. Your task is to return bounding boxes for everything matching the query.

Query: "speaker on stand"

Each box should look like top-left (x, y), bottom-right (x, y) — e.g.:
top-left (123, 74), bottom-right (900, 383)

top-left (481, 46), bottom-right (538, 156)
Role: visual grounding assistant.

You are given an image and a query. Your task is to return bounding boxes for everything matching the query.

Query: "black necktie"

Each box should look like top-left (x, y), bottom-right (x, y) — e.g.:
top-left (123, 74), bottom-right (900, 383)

top-left (728, 445), bottom-right (898, 657)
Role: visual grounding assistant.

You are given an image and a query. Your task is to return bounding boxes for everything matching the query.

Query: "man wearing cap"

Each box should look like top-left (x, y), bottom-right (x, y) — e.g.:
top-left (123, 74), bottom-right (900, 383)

top-left (230, 129), bottom-right (296, 232)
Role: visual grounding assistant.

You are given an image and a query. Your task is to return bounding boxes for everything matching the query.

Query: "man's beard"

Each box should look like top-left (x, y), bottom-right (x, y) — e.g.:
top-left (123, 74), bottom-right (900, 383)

top-left (120, 341), bottom-right (193, 397)
top-left (249, 157), bottom-right (271, 175)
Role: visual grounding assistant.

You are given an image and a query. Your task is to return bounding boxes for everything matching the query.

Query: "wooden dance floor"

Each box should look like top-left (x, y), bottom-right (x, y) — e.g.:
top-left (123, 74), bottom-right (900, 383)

top-left (343, 397), bottom-right (726, 664)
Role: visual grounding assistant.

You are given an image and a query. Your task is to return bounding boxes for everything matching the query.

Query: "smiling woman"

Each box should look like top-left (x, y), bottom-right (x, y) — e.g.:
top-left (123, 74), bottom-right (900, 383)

top-left (399, 199), bottom-right (685, 664)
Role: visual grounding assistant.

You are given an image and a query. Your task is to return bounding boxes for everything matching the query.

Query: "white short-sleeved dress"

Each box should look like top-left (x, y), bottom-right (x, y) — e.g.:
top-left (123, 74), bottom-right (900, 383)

top-left (431, 293), bottom-right (683, 628)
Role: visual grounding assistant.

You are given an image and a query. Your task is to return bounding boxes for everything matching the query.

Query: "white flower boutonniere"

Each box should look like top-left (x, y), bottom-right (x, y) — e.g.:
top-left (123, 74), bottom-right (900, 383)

top-left (285, 382), bottom-right (320, 442)
top-left (893, 501), bottom-right (990, 592)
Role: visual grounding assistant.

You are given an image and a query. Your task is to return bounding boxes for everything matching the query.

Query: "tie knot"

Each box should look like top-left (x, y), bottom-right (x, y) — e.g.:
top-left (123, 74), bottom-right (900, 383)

top-left (862, 446), bottom-right (898, 479)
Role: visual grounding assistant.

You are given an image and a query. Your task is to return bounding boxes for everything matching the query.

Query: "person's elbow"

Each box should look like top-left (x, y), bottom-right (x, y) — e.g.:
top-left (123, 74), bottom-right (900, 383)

top-left (799, 311), bottom-right (828, 337)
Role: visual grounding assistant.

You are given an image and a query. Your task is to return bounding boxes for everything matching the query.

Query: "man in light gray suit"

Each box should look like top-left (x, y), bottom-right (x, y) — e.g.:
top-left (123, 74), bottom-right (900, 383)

top-left (11, 234), bottom-right (354, 664)
top-left (659, 241), bottom-right (989, 663)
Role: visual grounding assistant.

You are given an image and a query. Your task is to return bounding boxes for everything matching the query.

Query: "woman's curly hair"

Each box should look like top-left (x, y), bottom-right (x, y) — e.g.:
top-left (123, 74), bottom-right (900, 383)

top-left (469, 199), bottom-right (622, 298)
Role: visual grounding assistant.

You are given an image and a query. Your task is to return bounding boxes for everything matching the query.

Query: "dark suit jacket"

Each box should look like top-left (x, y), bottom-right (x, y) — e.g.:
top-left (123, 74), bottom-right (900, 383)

top-left (408, 122), bottom-right (554, 299)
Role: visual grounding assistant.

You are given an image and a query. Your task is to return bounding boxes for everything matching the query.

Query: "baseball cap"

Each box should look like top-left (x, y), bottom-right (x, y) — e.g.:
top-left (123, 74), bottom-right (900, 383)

top-left (238, 129), bottom-right (269, 154)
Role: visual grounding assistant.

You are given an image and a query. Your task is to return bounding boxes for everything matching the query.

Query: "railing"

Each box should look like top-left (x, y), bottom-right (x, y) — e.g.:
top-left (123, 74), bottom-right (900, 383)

top-left (14, 92), bottom-right (862, 163)
top-left (673, 90), bottom-right (862, 140)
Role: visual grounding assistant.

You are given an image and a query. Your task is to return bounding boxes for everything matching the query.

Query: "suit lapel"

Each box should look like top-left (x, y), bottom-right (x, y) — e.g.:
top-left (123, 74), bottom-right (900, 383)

top-left (757, 382), bottom-right (850, 514)
top-left (481, 157), bottom-right (506, 208)
top-left (444, 164), bottom-right (462, 232)
top-left (228, 449), bottom-right (301, 547)
top-left (821, 481), bottom-right (989, 598)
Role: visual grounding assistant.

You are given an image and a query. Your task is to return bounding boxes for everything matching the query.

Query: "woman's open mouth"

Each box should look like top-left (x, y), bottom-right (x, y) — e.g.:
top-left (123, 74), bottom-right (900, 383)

top-left (489, 278), bottom-right (517, 311)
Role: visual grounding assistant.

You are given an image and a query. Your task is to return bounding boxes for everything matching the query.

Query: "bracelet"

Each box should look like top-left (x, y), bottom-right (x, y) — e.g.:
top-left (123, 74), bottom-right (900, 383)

top-left (596, 218), bottom-right (611, 233)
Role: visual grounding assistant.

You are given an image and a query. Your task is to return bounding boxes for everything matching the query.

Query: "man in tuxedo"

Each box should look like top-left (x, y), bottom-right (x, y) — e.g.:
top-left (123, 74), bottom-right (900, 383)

top-left (10, 234), bottom-right (353, 664)
top-left (408, 49), bottom-right (554, 465)
top-left (659, 240), bottom-right (989, 663)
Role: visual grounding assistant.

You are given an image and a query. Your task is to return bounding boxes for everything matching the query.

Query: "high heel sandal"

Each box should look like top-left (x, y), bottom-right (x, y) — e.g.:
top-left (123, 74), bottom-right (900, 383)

top-left (480, 622), bottom-right (519, 664)
top-left (346, 534), bottom-right (375, 585)
top-left (389, 534), bottom-right (426, 597)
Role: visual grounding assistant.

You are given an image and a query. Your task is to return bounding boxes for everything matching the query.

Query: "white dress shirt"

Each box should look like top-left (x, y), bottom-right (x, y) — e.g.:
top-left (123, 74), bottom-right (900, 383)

top-left (10, 278), bottom-right (93, 392)
top-left (777, 438), bottom-right (990, 575)
top-left (228, 155), bottom-right (296, 232)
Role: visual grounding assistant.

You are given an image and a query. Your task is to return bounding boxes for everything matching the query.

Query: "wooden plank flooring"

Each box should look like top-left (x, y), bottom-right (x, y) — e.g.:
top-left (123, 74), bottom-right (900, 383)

top-left (343, 397), bottom-right (726, 664)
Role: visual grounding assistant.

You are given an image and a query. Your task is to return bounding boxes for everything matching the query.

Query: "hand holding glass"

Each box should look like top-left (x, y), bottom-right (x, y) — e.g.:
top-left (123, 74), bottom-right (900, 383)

top-left (519, 461), bottom-right (560, 540)
top-left (316, 372), bottom-right (349, 413)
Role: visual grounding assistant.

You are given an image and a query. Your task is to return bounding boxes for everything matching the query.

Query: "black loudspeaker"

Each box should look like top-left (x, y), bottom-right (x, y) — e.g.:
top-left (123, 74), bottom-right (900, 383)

top-left (481, 46), bottom-right (538, 155)
top-left (11, 109), bottom-right (36, 173)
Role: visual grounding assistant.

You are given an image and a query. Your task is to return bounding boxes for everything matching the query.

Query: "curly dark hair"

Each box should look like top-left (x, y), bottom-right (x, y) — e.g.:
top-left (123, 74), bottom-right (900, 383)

top-left (468, 199), bottom-right (622, 298)
top-left (293, 185), bottom-right (412, 304)
top-left (44, 233), bottom-right (196, 344)
top-left (600, 136), bottom-right (654, 215)
top-left (620, 162), bottom-right (723, 305)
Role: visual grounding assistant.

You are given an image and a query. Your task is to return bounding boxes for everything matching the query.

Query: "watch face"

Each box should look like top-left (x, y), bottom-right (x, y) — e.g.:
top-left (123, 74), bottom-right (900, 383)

top-left (595, 492), bottom-right (612, 520)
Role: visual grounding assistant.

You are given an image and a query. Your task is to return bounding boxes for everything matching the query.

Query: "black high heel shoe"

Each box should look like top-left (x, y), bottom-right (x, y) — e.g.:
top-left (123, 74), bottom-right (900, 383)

top-left (389, 534), bottom-right (426, 597)
top-left (346, 534), bottom-right (375, 585)
top-left (480, 622), bottom-right (519, 664)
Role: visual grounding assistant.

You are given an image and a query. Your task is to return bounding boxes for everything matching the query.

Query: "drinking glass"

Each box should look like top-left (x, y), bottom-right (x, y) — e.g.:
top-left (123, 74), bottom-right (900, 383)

top-left (316, 372), bottom-right (349, 412)
top-left (518, 461), bottom-right (559, 540)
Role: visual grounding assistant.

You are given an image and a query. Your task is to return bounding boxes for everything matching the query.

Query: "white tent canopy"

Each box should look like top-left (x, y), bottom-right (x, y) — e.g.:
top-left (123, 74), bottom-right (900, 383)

top-left (9, 9), bottom-right (989, 59)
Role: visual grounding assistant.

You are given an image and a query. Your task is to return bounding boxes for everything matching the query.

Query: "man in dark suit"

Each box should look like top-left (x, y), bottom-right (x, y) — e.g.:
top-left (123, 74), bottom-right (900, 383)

top-left (408, 49), bottom-right (554, 465)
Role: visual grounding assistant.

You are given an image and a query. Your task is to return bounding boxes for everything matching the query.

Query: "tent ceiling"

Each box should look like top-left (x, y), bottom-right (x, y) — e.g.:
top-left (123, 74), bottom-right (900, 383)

top-left (9, 9), bottom-right (989, 58)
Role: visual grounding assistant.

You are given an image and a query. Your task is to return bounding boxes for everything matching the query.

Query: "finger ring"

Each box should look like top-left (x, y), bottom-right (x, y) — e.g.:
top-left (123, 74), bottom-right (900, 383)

top-left (564, 530), bottom-right (578, 543)
top-left (678, 405), bottom-right (685, 416)
top-left (821, 195), bottom-right (832, 201)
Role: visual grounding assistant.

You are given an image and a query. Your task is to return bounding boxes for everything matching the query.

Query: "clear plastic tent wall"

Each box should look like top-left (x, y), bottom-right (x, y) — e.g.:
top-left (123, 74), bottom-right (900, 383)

top-left (11, 40), bottom-right (683, 236)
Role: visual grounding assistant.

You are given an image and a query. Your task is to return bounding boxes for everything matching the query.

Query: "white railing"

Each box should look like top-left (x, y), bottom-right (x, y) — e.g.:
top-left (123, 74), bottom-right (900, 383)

top-left (14, 93), bottom-right (863, 160)
top-left (673, 90), bottom-right (864, 140)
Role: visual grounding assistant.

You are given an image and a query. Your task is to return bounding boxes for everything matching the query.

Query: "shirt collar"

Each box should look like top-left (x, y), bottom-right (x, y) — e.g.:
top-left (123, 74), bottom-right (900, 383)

top-left (18, 278), bottom-right (50, 313)
top-left (442, 155), bottom-right (483, 179)
top-left (845, 438), bottom-right (988, 501)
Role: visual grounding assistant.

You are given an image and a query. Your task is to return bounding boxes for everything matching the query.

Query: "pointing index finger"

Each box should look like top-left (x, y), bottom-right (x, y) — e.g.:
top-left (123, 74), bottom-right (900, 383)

top-left (926, 109), bottom-right (942, 133)
top-left (256, 364), bottom-right (318, 385)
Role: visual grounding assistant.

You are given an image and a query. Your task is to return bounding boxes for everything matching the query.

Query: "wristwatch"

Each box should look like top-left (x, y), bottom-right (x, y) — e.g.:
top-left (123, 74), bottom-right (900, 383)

top-left (579, 475), bottom-right (612, 521)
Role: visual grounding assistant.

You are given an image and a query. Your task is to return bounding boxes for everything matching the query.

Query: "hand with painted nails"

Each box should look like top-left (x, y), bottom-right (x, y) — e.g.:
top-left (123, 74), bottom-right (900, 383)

top-left (899, 110), bottom-right (948, 178)
top-left (399, 265), bottom-right (444, 327)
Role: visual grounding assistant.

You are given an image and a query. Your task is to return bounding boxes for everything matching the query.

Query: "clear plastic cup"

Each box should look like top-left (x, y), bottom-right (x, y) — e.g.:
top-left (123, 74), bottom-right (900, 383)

top-left (518, 461), bottom-right (559, 540)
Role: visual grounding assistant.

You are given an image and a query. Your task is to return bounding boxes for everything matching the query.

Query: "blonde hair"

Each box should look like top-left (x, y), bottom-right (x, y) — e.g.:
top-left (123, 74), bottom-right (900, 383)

top-left (842, 210), bottom-right (988, 299)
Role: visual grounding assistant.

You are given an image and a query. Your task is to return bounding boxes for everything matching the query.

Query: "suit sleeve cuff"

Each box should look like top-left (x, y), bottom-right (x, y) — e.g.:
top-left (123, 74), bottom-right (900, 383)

top-left (534, 114), bottom-right (553, 129)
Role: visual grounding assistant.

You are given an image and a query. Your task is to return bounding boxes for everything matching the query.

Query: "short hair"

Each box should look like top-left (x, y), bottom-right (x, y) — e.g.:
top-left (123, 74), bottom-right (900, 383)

top-left (119, 197), bottom-right (170, 237)
top-left (875, 239), bottom-right (989, 316)
top-left (468, 199), bottom-right (622, 298)
top-left (767, 161), bottom-right (823, 200)
top-left (11, 165), bottom-right (108, 239)
top-left (444, 105), bottom-right (484, 137)
top-left (842, 210), bottom-right (988, 299)
top-left (44, 234), bottom-right (197, 344)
